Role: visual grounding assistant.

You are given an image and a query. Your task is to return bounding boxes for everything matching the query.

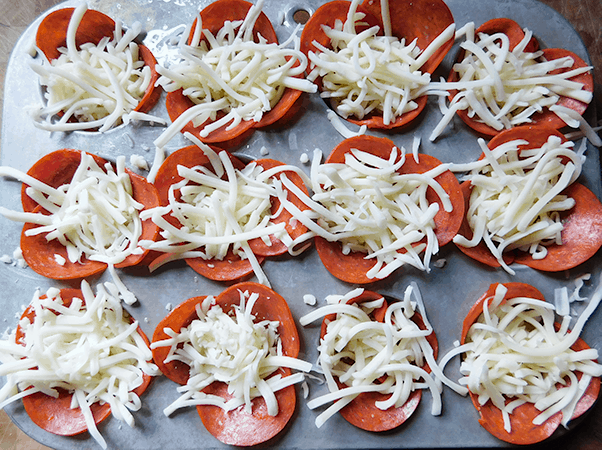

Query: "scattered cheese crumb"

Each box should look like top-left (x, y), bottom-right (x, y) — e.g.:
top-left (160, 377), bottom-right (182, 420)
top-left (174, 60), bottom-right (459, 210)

top-left (53, 254), bottom-right (66, 265)
top-left (303, 294), bottom-right (317, 305)
top-left (130, 154), bottom-right (149, 171)
top-left (12, 248), bottom-right (27, 268)
top-left (432, 258), bottom-right (447, 268)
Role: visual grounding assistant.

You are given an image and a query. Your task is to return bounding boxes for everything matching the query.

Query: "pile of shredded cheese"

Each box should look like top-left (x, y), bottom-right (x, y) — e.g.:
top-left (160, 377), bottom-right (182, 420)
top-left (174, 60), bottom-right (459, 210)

top-left (277, 145), bottom-right (452, 279)
top-left (299, 285), bottom-right (455, 428)
top-left (150, 289), bottom-right (311, 417)
top-left (0, 152), bottom-right (146, 304)
top-left (0, 152), bottom-right (146, 268)
top-left (29, 3), bottom-right (158, 132)
top-left (140, 141), bottom-right (309, 285)
top-left (153, 0), bottom-right (316, 146)
top-left (429, 22), bottom-right (593, 141)
top-left (454, 283), bottom-right (602, 433)
top-left (306, 0), bottom-right (454, 125)
top-left (452, 135), bottom-right (584, 274)
top-left (0, 281), bottom-right (159, 449)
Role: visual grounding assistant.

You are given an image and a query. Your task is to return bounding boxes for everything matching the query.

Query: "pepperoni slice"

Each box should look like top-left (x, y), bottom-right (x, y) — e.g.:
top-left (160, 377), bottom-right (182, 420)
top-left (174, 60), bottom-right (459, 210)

top-left (448, 18), bottom-right (593, 137)
top-left (18, 149), bottom-right (160, 280)
top-left (454, 179), bottom-right (515, 269)
top-left (247, 158), bottom-right (310, 257)
top-left (16, 288), bottom-right (153, 436)
top-left (152, 145), bottom-right (308, 279)
top-left (532, 47), bottom-right (594, 130)
top-left (315, 135), bottom-right (464, 284)
top-left (151, 145), bottom-right (257, 280)
top-left (319, 290), bottom-right (438, 431)
top-left (461, 282), bottom-right (601, 445)
top-left (184, 249), bottom-right (264, 282)
top-left (151, 282), bottom-right (300, 446)
top-left (35, 8), bottom-right (160, 120)
top-left (300, 0), bottom-right (454, 129)
top-left (358, 0), bottom-right (454, 74)
top-left (456, 126), bottom-right (602, 272)
top-left (165, 0), bottom-right (305, 149)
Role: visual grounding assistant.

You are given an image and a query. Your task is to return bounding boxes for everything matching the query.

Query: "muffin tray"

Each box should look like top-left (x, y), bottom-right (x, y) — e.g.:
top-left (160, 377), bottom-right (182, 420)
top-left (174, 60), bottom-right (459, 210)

top-left (0, 0), bottom-right (600, 448)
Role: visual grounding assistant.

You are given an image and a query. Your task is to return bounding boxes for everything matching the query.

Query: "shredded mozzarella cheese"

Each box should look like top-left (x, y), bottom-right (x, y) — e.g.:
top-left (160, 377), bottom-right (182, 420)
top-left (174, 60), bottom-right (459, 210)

top-left (154, 0), bottom-right (316, 143)
top-left (429, 22), bottom-right (593, 141)
top-left (140, 144), bottom-right (306, 286)
top-left (458, 282), bottom-right (602, 432)
top-left (279, 145), bottom-right (452, 279)
top-left (300, 285), bottom-right (452, 428)
top-left (0, 152), bottom-right (146, 269)
top-left (150, 289), bottom-right (311, 417)
top-left (29, 3), bottom-right (160, 132)
top-left (0, 281), bottom-right (159, 449)
top-left (452, 135), bottom-right (582, 274)
top-left (307, 0), bottom-right (454, 125)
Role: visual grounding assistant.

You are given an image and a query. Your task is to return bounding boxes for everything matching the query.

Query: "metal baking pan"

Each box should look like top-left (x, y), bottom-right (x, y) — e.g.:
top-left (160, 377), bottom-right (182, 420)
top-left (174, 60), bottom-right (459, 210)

top-left (0, 0), bottom-right (600, 448)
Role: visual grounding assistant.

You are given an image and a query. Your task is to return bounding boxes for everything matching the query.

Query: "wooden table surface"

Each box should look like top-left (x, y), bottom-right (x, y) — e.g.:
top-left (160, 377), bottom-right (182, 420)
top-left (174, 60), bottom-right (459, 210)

top-left (0, 0), bottom-right (600, 449)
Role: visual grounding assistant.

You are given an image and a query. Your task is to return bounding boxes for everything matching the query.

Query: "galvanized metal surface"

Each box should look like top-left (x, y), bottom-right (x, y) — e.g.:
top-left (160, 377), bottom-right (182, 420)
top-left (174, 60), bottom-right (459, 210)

top-left (0, 0), bottom-right (600, 448)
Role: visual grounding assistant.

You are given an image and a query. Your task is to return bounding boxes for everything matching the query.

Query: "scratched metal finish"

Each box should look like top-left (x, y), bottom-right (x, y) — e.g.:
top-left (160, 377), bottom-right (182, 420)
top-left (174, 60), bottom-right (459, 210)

top-left (0, 1), bottom-right (600, 449)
